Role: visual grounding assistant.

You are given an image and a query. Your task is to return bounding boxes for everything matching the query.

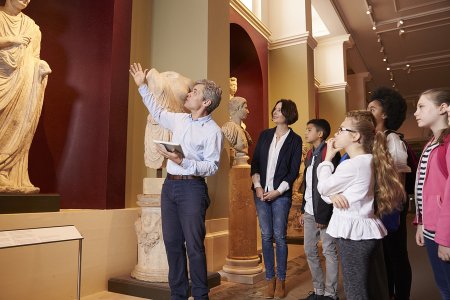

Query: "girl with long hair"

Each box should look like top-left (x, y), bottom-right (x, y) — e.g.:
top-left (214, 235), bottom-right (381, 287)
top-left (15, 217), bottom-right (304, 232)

top-left (317, 111), bottom-right (405, 300)
top-left (414, 88), bottom-right (450, 299)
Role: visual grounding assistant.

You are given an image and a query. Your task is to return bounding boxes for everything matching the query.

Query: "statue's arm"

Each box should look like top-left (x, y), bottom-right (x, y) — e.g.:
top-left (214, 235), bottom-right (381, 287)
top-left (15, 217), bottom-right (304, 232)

top-left (0, 36), bottom-right (30, 49)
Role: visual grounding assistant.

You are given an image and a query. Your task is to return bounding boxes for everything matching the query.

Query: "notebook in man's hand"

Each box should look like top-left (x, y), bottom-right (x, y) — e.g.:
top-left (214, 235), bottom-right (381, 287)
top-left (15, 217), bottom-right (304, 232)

top-left (153, 140), bottom-right (184, 156)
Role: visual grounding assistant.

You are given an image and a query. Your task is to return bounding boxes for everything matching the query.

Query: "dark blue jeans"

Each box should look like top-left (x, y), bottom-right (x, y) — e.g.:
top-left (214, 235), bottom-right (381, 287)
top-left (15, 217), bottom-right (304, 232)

top-left (161, 178), bottom-right (210, 300)
top-left (425, 238), bottom-right (450, 299)
top-left (254, 193), bottom-right (292, 280)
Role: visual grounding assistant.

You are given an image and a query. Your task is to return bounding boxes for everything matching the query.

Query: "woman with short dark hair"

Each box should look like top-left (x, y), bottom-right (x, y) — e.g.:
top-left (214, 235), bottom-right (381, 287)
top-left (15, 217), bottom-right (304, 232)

top-left (251, 99), bottom-right (302, 299)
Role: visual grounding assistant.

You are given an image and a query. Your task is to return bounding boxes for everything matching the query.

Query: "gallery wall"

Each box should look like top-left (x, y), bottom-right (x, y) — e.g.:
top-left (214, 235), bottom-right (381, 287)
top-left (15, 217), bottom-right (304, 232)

top-left (24, 0), bottom-right (132, 208)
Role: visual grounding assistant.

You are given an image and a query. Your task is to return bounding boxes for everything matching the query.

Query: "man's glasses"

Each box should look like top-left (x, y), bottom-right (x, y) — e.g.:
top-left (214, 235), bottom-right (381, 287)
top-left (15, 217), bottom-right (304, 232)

top-left (337, 127), bottom-right (357, 134)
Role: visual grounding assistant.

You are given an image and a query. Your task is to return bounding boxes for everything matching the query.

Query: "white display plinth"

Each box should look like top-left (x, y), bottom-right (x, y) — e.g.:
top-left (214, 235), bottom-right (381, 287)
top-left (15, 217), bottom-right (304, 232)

top-left (131, 178), bottom-right (169, 282)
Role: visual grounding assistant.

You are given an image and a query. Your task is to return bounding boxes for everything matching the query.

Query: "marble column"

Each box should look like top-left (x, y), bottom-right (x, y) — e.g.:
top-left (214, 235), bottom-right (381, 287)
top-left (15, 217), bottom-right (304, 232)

top-left (220, 163), bottom-right (264, 284)
top-left (131, 178), bottom-right (169, 282)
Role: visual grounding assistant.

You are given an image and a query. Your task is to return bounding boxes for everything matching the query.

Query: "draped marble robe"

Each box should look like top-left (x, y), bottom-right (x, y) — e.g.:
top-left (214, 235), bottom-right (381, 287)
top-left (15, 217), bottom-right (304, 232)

top-left (0, 10), bottom-right (51, 193)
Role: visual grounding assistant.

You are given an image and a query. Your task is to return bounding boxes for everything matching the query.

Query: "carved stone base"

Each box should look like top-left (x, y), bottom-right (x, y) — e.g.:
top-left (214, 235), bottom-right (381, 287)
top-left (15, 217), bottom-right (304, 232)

top-left (0, 186), bottom-right (39, 194)
top-left (131, 178), bottom-right (169, 283)
top-left (222, 257), bottom-right (263, 275)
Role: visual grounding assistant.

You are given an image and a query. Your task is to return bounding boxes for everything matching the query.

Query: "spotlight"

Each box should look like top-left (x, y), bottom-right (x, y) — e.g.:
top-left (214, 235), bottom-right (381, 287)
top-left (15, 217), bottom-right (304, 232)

top-left (397, 20), bottom-right (404, 27)
top-left (390, 73), bottom-right (394, 80)
top-left (366, 5), bottom-right (372, 14)
top-left (399, 29), bottom-right (406, 36)
top-left (372, 23), bottom-right (377, 30)
top-left (386, 67), bottom-right (390, 71)
top-left (406, 64), bottom-right (410, 68)
top-left (392, 82), bottom-right (396, 88)
top-left (382, 57), bottom-right (387, 62)
top-left (379, 46), bottom-right (384, 53)
top-left (377, 35), bottom-right (381, 43)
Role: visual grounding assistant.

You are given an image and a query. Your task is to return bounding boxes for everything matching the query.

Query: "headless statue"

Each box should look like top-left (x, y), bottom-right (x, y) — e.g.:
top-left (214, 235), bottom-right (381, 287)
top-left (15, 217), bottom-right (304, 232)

top-left (0, 0), bottom-right (52, 194)
top-left (144, 68), bottom-right (193, 169)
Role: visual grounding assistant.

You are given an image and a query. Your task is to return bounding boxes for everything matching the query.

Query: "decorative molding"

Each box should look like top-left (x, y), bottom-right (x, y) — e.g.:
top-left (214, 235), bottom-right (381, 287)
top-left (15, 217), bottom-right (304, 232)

top-left (318, 82), bottom-right (349, 93)
top-left (376, 6), bottom-right (450, 27)
top-left (393, 0), bottom-right (448, 13)
top-left (268, 32), bottom-right (318, 50)
top-left (316, 34), bottom-right (352, 48)
top-left (376, 17), bottom-right (450, 34)
top-left (230, 0), bottom-right (271, 41)
top-left (314, 77), bottom-right (321, 88)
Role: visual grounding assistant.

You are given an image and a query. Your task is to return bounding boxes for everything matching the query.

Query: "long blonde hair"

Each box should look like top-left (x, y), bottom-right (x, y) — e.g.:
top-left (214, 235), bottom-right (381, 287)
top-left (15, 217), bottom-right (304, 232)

top-left (347, 111), bottom-right (405, 216)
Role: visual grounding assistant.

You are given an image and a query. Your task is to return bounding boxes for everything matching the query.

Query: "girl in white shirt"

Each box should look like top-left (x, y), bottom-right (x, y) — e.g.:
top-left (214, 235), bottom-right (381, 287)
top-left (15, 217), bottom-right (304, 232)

top-left (317, 111), bottom-right (405, 300)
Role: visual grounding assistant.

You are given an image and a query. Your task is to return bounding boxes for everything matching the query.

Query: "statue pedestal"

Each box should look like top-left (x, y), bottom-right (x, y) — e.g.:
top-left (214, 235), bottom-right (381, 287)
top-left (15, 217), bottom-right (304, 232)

top-left (220, 164), bottom-right (264, 284)
top-left (131, 178), bottom-right (169, 282)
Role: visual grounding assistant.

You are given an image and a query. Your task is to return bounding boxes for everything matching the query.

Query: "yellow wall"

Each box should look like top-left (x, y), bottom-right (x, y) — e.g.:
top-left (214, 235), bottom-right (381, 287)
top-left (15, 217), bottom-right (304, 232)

top-left (269, 43), bottom-right (316, 135)
top-left (318, 89), bottom-right (347, 134)
top-left (126, 0), bottom-right (154, 208)
top-left (0, 209), bottom-right (139, 300)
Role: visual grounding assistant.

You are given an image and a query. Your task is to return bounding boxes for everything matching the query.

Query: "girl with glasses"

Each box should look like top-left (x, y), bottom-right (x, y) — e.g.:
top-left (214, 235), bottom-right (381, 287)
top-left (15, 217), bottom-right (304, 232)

top-left (317, 111), bottom-right (405, 300)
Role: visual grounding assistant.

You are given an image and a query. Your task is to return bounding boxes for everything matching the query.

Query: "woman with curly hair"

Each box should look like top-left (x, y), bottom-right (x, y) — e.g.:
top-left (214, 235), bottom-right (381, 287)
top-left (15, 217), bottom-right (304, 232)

top-left (367, 87), bottom-right (412, 300)
top-left (317, 111), bottom-right (405, 300)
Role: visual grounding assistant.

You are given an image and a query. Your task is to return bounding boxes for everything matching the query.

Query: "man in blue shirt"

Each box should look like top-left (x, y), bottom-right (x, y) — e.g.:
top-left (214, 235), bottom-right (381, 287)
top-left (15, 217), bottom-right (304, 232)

top-left (130, 63), bottom-right (223, 300)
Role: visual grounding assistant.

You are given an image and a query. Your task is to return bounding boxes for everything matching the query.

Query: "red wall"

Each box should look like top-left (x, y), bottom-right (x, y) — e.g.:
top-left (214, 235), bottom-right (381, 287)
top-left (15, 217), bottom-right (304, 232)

top-left (25, 0), bottom-right (132, 208)
top-left (230, 9), bottom-right (269, 158)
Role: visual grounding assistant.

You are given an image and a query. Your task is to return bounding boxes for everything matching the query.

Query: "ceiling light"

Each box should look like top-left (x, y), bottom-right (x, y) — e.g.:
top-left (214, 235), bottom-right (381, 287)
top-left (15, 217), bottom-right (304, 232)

top-left (366, 5), bottom-right (372, 15)
top-left (397, 20), bottom-right (404, 27)
top-left (382, 57), bottom-right (387, 62)
top-left (386, 67), bottom-right (390, 71)
top-left (372, 23), bottom-right (377, 30)
top-left (377, 35), bottom-right (381, 43)
top-left (392, 82), bottom-right (396, 88)
top-left (390, 73), bottom-right (394, 80)
top-left (406, 64), bottom-right (410, 68)
top-left (379, 46), bottom-right (384, 53)
top-left (399, 29), bottom-right (406, 37)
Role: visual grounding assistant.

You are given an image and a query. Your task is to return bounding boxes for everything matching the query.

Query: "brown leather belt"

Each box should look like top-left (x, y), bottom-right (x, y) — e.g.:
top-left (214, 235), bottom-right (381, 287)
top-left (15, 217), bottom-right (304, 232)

top-left (167, 174), bottom-right (204, 181)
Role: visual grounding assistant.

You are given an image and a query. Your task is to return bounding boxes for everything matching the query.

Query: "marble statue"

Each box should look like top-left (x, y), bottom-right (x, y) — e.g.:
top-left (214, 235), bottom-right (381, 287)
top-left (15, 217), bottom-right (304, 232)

top-left (222, 96), bottom-right (252, 165)
top-left (0, 0), bottom-right (52, 194)
top-left (229, 77), bottom-right (237, 100)
top-left (144, 68), bottom-right (193, 169)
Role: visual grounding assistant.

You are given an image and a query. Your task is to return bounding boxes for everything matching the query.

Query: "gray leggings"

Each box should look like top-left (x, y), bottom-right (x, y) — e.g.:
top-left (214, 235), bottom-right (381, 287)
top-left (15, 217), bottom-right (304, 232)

top-left (337, 238), bottom-right (381, 300)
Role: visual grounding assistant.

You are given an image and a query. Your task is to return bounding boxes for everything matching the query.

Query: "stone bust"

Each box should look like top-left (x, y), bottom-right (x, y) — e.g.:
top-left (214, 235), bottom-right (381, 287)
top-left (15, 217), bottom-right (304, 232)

top-left (222, 96), bottom-right (252, 165)
top-left (229, 77), bottom-right (237, 100)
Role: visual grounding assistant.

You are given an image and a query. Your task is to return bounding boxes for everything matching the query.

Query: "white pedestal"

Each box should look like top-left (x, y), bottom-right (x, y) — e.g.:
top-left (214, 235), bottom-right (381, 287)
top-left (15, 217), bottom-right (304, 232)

top-left (131, 178), bottom-right (169, 282)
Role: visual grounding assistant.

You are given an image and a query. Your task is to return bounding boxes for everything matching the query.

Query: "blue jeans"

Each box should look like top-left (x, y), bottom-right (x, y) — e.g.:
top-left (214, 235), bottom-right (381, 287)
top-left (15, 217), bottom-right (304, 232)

top-left (425, 238), bottom-right (450, 299)
top-left (161, 178), bottom-right (210, 300)
top-left (254, 193), bottom-right (292, 280)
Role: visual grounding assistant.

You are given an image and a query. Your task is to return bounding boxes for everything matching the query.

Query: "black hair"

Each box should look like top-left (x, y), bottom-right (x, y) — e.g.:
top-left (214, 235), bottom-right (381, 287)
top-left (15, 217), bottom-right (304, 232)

top-left (272, 99), bottom-right (299, 125)
top-left (370, 87), bottom-right (407, 130)
top-left (307, 119), bottom-right (331, 140)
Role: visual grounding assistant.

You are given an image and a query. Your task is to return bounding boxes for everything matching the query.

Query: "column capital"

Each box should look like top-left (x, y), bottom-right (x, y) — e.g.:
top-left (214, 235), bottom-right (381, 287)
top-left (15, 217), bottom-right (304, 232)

top-left (269, 32), bottom-right (317, 50)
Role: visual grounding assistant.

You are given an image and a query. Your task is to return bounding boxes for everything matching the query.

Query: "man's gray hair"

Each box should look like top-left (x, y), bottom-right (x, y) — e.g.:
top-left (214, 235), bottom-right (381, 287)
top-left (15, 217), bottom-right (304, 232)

top-left (195, 79), bottom-right (222, 113)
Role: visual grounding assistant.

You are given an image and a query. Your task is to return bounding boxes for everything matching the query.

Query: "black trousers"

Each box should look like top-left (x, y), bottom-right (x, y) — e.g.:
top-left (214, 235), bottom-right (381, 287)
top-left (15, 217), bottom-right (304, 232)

top-left (382, 201), bottom-right (412, 300)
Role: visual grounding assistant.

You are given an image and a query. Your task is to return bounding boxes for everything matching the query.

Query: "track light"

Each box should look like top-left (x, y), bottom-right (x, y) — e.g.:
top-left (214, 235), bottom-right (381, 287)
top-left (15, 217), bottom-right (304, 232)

top-left (397, 20), bottom-right (404, 28)
top-left (366, 5), bottom-right (372, 15)
top-left (399, 29), bottom-right (406, 37)
top-left (379, 46), bottom-right (384, 53)
top-left (382, 57), bottom-right (387, 62)
top-left (392, 82), bottom-right (396, 88)
top-left (390, 73), bottom-right (394, 80)
top-left (377, 35), bottom-right (381, 43)
top-left (386, 67), bottom-right (390, 71)
top-left (406, 64), bottom-right (410, 68)
top-left (372, 22), bottom-right (377, 30)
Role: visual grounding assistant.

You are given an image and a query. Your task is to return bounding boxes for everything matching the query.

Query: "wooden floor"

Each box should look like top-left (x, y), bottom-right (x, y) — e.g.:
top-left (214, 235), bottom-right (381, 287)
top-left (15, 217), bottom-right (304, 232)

top-left (83, 214), bottom-right (441, 300)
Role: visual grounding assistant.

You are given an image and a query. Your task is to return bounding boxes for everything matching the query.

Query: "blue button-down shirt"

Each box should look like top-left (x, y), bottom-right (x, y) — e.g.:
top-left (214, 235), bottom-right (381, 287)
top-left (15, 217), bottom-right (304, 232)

top-left (139, 85), bottom-right (223, 177)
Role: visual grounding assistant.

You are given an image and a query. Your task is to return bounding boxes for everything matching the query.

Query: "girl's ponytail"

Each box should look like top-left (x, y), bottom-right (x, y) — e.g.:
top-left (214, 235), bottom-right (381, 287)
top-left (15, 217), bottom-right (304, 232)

top-left (372, 131), bottom-right (405, 216)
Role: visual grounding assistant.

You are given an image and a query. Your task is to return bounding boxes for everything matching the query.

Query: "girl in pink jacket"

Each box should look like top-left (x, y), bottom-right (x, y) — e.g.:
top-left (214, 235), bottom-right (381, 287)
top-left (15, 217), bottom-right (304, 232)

top-left (414, 88), bottom-right (450, 299)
